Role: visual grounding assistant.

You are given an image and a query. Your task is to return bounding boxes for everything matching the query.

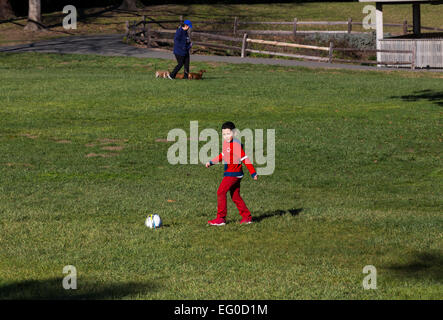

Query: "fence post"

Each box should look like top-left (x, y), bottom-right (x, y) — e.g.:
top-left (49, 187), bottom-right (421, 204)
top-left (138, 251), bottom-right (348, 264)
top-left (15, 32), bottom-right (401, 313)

top-left (180, 15), bottom-right (183, 25)
top-left (241, 33), bottom-right (248, 58)
top-left (347, 17), bottom-right (352, 34)
top-left (146, 22), bottom-right (151, 47)
top-left (142, 15), bottom-right (146, 38)
top-left (293, 18), bottom-right (298, 39)
top-left (411, 41), bottom-right (416, 70)
top-left (125, 20), bottom-right (129, 41)
top-left (329, 42), bottom-right (334, 63)
top-left (234, 17), bottom-right (238, 35)
top-left (403, 20), bottom-right (408, 35)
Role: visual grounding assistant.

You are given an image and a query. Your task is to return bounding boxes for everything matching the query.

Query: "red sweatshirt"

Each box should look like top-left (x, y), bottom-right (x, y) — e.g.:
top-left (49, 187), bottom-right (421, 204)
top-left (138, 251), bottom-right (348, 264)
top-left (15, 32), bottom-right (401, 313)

top-left (209, 138), bottom-right (257, 178)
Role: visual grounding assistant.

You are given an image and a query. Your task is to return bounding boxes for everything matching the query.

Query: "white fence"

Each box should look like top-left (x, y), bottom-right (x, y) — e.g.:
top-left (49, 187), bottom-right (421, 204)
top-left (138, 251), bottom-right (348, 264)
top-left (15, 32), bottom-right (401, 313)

top-left (380, 39), bottom-right (443, 68)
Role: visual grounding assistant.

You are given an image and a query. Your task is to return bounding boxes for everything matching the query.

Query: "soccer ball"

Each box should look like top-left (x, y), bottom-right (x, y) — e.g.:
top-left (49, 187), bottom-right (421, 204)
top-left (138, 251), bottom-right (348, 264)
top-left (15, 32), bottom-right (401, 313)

top-left (145, 214), bottom-right (162, 229)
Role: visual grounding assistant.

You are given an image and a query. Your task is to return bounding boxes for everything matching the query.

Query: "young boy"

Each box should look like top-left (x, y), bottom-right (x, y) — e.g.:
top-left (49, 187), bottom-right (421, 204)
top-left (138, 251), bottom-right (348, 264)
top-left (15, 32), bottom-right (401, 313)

top-left (205, 121), bottom-right (258, 226)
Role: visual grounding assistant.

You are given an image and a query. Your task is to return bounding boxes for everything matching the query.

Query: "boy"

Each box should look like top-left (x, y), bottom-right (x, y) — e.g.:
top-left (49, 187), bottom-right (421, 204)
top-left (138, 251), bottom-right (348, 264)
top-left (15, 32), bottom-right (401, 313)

top-left (205, 122), bottom-right (258, 226)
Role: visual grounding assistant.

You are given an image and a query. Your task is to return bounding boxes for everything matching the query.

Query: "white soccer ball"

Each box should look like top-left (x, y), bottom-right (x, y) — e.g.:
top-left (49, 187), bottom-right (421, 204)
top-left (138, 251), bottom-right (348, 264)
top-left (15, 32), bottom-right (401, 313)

top-left (145, 214), bottom-right (162, 229)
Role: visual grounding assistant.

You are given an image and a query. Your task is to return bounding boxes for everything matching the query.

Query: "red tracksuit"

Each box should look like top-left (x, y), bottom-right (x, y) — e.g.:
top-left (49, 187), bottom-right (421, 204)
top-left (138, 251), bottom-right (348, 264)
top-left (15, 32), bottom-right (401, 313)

top-left (209, 138), bottom-right (257, 219)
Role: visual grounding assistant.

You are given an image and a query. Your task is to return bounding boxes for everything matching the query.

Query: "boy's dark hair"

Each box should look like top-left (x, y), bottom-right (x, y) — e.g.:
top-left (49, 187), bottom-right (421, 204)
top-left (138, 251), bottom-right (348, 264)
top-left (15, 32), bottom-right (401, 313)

top-left (222, 121), bottom-right (236, 131)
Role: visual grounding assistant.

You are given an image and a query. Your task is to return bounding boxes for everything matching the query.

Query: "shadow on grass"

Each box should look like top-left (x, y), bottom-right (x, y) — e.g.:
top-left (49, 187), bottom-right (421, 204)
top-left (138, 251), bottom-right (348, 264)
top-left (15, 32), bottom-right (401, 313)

top-left (254, 208), bottom-right (303, 223)
top-left (391, 89), bottom-right (443, 107)
top-left (385, 251), bottom-right (443, 282)
top-left (0, 277), bottom-right (157, 300)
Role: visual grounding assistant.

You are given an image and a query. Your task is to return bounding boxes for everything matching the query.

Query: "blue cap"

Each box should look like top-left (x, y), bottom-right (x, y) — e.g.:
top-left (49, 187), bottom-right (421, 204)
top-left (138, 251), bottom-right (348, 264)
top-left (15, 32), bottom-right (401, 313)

top-left (183, 20), bottom-right (192, 28)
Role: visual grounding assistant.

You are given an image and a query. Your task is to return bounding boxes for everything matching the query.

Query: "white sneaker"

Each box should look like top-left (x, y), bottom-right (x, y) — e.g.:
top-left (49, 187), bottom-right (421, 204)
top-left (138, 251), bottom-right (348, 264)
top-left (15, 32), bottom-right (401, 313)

top-left (167, 74), bottom-right (173, 80)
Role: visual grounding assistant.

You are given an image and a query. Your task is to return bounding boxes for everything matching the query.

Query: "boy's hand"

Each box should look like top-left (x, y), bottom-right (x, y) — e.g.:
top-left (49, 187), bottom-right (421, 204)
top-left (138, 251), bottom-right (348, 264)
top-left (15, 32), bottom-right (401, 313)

top-left (253, 175), bottom-right (258, 180)
top-left (205, 162), bottom-right (211, 168)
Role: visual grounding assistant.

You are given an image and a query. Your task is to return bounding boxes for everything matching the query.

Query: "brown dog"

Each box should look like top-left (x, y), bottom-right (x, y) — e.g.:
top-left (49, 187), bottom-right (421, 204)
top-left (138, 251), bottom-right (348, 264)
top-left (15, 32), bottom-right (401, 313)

top-left (155, 70), bottom-right (170, 78)
top-left (171, 70), bottom-right (207, 79)
top-left (175, 73), bottom-right (185, 79)
top-left (189, 69), bottom-right (206, 80)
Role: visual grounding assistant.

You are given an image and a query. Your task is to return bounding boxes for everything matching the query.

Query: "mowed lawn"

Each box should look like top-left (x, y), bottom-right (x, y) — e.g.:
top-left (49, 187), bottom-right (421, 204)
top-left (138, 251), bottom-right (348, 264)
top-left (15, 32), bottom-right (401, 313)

top-left (0, 53), bottom-right (441, 299)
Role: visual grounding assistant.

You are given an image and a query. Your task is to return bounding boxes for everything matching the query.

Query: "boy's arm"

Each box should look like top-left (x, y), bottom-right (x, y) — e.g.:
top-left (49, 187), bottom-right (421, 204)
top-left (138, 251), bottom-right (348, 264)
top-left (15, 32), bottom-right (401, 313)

top-left (240, 148), bottom-right (257, 179)
top-left (208, 152), bottom-right (223, 166)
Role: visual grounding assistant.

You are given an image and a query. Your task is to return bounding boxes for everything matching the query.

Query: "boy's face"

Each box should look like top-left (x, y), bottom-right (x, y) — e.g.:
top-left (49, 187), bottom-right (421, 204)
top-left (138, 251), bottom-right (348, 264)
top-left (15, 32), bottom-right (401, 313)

top-left (222, 128), bottom-right (234, 142)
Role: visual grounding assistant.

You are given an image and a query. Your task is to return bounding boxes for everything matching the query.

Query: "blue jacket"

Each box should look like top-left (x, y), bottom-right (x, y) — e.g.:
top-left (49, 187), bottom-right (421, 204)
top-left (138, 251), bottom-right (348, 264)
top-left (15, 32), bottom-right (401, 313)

top-left (173, 27), bottom-right (191, 56)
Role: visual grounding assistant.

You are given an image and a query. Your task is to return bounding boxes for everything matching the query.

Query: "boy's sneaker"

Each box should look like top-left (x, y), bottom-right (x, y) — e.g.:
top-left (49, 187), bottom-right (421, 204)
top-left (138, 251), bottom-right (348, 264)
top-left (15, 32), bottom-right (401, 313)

top-left (167, 74), bottom-right (173, 80)
top-left (208, 217), bottom-right (226, 226)
top-left (239, 216), bottom-right (253, 225)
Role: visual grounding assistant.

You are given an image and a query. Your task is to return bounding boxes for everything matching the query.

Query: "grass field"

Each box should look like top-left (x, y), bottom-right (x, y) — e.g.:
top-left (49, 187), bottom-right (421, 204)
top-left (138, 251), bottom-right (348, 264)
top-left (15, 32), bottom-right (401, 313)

top-left (1, 2), bottom-right (442, 46)
top-left (0, 52), bottom-right (442, 299)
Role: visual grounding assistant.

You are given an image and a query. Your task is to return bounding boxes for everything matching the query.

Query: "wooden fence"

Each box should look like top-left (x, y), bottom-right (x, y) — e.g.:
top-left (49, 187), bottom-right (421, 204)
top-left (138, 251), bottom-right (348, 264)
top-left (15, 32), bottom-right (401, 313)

top-left (241, 35), bottom-right (415, 68)
top-left (125, 17), bottom-right (421, 69)
top-left (125, 15), bottom-right (443, 38)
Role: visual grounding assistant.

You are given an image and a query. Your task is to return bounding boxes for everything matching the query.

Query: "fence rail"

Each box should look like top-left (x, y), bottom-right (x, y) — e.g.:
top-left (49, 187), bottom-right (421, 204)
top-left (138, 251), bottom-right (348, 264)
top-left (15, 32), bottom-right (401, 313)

top-left (246, 38), bottom-right (329, 51)
top-left (246, 49), bottom-right (330, 62)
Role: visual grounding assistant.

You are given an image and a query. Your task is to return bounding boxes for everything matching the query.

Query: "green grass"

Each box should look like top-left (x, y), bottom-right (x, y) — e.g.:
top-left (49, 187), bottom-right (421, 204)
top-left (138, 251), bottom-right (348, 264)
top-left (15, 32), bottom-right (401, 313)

top-left (169, 2), bottom-right (443, 28)
top-left (0, 52), bottom-right (442, 299)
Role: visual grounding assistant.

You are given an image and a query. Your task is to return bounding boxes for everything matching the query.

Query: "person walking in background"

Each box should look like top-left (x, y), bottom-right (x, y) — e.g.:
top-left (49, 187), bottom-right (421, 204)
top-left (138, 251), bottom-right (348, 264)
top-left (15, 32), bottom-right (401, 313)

top-left (168, 20), bottom-right (192, 79)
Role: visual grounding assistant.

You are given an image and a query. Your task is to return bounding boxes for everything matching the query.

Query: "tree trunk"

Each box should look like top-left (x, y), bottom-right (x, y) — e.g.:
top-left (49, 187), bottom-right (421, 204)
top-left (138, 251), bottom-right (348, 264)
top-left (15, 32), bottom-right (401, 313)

top-left (119, 0), bottom-right (137, 11)
top-left (24, 0), bottom-right (42, 31)
top-left (0, 0), bottom-right (14, 20)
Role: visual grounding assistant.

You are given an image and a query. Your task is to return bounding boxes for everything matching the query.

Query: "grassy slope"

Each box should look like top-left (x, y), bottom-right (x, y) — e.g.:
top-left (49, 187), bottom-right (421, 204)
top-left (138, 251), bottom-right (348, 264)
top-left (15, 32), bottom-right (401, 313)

top-left (0, 53), bottom-right (442, 299)
top-left (1, 2), bottom-right (442, 46)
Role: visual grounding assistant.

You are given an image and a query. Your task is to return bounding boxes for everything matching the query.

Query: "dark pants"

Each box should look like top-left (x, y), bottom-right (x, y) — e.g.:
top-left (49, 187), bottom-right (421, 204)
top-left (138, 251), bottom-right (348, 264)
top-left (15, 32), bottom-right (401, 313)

top-left (170, 53), bottom-right (190, 79)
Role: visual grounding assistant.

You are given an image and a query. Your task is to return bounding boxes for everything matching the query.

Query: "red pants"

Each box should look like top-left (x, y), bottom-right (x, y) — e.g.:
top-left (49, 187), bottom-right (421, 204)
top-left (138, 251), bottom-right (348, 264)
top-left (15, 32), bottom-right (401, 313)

top-left (217, 176), bottom-right (251, 219)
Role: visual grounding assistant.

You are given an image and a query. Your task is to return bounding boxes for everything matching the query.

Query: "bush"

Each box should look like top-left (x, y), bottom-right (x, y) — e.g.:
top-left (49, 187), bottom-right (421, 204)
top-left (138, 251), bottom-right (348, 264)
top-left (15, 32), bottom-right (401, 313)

top-left (304, 31), bottom-right (377, 50)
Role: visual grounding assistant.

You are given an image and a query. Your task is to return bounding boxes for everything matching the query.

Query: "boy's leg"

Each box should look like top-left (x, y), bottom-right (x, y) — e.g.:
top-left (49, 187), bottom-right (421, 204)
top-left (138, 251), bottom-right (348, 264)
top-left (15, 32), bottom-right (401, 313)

top-left (170, 54), bottom-right (185, 78)
top-left (230, 179), bottom-right (252, 218)
top-left (217, 177), bottom-right (238, 219)
top-left (183, 53), bottom-right (190, 79)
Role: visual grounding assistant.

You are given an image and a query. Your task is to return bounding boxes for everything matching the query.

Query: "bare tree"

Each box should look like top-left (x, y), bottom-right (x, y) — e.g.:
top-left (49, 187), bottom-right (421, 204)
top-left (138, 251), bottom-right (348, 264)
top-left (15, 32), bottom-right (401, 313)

top-left (119, 0), bottom-right (137, 11)
top-left (24, 0), bottom-right (42, 31)
top-left (0, 0), bottom-right (14, 20)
